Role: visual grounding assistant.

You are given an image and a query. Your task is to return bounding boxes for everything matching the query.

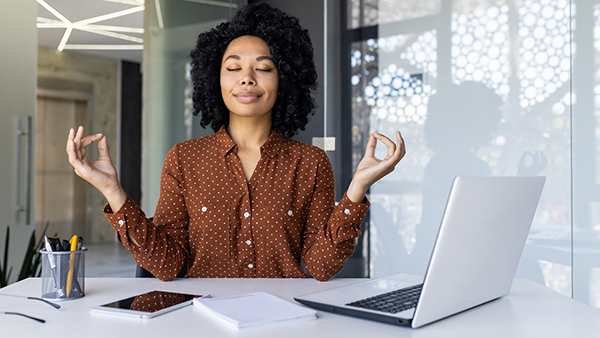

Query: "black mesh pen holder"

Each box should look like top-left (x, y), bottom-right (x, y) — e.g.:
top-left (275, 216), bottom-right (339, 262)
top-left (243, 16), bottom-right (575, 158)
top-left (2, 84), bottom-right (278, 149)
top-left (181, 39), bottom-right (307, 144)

top-left (40, 248), bottom-right (86, 300)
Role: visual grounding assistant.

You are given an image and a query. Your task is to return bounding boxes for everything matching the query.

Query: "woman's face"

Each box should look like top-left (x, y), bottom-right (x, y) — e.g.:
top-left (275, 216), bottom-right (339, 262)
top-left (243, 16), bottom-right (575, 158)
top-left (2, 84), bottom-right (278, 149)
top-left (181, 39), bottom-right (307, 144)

top-left (220, 35), bottom-right (279, 122)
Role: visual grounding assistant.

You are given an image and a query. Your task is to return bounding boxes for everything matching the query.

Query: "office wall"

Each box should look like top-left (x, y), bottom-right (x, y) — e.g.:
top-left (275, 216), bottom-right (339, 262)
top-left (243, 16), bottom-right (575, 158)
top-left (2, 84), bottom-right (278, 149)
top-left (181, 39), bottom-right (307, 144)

top-left (0, 0), bottom-right (37, 284)
top-left (37, 46), bottom-right (119, 244)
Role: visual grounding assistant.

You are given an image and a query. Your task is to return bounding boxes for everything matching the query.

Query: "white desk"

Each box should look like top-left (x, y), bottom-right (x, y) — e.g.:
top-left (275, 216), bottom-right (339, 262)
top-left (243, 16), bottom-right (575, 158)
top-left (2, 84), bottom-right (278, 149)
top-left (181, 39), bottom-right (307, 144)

top-left (1, 277), bottom-right (599, 337)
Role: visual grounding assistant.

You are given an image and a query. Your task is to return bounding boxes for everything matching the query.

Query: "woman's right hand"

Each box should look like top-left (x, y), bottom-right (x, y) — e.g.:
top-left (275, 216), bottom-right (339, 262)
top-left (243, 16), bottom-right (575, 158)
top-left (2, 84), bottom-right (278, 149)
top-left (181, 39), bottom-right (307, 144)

top-left (66, 126), bottom-right (126, 211)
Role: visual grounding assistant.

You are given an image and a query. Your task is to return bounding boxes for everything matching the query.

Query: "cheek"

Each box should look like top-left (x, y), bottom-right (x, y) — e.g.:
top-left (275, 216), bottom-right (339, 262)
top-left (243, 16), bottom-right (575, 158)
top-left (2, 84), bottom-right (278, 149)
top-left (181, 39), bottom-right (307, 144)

top-left (220, 78), bottom-right (237, 104)
top-left (220, 80), bottom-right (226, 95)
top-left (268, 76), bottom-right (279, 96)
top-left (219, 77), bottom-right (233, 109)
top-left (219, 73), bottom-right (229, 91)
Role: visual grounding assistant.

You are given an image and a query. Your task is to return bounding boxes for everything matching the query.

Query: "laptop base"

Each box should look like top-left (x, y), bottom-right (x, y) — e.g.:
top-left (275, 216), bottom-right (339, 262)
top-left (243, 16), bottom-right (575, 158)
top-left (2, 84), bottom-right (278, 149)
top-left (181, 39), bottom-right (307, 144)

top-left (294, 297), bottom-right (412, 327)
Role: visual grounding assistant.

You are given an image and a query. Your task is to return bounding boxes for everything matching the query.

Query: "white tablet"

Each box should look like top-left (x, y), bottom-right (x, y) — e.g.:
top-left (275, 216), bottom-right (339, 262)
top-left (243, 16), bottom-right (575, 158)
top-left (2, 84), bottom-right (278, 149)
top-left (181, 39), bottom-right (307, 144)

top-left (91, 290), bottom-right (208, 318)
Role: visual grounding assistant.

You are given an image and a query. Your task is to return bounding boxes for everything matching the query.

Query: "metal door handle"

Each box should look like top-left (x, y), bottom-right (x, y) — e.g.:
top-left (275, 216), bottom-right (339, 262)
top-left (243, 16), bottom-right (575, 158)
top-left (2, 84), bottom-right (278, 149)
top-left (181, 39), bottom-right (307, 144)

top-left (16, 116), bottom-right (32, 225)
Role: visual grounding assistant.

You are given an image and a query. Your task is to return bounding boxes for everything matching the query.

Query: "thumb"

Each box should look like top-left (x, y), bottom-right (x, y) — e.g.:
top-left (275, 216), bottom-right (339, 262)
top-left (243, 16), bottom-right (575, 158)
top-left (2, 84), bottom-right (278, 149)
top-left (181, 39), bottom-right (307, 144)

top-left (97, 134), bottom-right (111, 159)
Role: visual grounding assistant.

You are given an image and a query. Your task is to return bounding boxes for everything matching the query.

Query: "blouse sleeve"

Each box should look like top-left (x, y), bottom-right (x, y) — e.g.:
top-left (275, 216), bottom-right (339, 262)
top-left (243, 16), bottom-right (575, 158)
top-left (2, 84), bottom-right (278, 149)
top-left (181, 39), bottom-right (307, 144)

top-left (103, 144), bottom-right (189, 281)
top-left (301, 152), bottom-right (370, 282)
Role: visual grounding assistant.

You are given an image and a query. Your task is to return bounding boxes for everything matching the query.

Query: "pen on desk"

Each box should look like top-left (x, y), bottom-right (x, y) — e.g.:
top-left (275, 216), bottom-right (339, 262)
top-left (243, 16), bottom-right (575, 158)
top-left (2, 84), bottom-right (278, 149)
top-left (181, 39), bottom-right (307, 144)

top-left (66, 235), bottom-right (78, 297)
top-left (44, 236), bottom-right (65, 298)
top-left (1, 311), bottom-right (46, 323)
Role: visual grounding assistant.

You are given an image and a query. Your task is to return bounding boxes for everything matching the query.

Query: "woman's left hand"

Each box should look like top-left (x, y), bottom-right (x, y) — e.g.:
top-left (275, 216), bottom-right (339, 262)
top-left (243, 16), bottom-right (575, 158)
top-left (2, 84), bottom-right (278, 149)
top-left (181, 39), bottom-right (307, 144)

top-left (347, 131), bottom-right (406, 203)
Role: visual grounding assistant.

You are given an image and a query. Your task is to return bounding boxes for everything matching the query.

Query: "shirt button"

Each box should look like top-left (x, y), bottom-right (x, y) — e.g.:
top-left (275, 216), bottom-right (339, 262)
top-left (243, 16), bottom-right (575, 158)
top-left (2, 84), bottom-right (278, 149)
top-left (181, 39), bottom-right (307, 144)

top-left (344, 209), bottom-right (351, 215)
top-left (248, 264), bottom-right (254, 268)
top-left (244, 212), bottom-right (250, 218)
top-left (245, 240), bottom-right (251, 245)
top-left (287, 210), bottom-right (293, 216)
top-left (202, 206), bottom-right (207, 212)
top-left (118, 220), bottom-right (125, 226)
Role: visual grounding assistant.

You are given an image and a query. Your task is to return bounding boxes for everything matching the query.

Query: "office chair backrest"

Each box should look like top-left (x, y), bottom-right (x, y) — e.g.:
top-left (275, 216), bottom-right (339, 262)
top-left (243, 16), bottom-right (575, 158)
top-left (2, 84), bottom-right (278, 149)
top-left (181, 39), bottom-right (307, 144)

top-left (135, 262), bottom-right (188, 278)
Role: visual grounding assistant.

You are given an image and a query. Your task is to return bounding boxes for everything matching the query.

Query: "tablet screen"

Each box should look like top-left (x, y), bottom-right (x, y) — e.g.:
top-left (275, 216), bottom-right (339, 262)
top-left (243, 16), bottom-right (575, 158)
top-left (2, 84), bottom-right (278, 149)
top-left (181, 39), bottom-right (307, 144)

top-left (94, 290), bottom-right (206, 318)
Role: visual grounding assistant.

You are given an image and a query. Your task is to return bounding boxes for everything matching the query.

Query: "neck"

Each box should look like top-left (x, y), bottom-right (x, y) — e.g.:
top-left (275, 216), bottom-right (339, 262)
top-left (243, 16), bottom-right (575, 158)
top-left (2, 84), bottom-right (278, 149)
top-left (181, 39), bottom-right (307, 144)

top-left (227, 115), bottom-right (272, 150)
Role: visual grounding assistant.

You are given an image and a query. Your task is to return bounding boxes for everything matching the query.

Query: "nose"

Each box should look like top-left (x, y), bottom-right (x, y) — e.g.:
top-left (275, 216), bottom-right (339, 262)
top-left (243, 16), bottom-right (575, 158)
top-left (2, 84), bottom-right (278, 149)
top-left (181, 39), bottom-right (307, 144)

top-left (240, 70), bottom-right (256, 86)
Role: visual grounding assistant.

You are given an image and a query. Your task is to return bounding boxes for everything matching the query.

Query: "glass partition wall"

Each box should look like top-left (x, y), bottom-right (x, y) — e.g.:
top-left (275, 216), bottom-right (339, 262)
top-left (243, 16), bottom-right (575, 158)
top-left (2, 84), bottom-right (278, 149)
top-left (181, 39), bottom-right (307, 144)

top-left (142, 0), bottom-right (599, 308)
top-left (142, 0), bottom-right (246, 212)
top-left (343, 0), bottom-right (600, 308)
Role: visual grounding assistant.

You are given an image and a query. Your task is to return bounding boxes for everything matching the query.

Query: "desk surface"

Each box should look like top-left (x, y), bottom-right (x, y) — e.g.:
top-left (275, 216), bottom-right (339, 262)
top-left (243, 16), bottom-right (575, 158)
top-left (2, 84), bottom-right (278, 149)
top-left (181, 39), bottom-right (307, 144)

top-left (2, 277), bottom-right (599, 337)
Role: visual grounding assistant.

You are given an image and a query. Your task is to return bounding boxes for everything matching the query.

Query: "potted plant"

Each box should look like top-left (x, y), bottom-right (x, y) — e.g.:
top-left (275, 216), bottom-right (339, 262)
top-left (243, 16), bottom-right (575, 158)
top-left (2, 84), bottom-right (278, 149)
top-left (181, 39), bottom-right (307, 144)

top-left (0, 223), bottom-right (49, 287)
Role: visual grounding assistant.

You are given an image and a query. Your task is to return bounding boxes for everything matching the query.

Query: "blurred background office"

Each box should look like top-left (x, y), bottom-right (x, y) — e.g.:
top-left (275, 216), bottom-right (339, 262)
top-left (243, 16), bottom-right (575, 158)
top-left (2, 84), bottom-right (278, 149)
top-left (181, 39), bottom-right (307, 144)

top-left (2, 0), bottom-right (600, 311)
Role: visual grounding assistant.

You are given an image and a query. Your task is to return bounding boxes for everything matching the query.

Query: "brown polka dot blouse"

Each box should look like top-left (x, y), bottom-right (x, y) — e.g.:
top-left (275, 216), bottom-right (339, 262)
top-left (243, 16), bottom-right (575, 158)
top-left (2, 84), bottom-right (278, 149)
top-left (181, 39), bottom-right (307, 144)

top-left (104, 127), bottom-right (369, 281)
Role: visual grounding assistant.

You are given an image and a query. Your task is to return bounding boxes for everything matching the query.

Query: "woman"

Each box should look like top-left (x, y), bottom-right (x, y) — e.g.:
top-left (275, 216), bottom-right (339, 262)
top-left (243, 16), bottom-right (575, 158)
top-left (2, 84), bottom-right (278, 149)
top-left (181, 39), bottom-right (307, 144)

top-left (66, 3), bottom-right (405, 282)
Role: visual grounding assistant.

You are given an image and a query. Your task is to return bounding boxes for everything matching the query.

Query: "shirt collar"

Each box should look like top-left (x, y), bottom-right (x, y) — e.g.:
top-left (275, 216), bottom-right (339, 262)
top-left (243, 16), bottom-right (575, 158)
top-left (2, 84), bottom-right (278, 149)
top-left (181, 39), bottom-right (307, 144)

top-left (215, 126), bottom-right (285, 158)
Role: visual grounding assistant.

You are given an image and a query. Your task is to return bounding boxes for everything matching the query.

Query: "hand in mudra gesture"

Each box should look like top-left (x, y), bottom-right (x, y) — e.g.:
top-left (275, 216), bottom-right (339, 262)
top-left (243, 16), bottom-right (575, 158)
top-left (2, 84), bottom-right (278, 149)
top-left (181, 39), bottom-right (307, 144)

top-left (347, 131), bottom-right (406, 203)
top-left (66, 126), bottom-right (126, 209)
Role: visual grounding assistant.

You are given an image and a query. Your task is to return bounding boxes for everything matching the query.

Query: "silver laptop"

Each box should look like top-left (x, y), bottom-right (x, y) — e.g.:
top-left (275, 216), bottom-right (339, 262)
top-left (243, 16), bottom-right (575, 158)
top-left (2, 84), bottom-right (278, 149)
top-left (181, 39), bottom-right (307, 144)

top-left (295, 176), bottom-right (545, 328)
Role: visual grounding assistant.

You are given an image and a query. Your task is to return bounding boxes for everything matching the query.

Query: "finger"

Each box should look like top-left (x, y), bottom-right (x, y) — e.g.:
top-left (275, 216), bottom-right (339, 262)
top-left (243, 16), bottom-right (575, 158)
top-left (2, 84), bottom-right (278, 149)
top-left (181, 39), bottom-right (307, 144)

top-left (372, 132), bottom-right (397, 158)
top-left (80, 133), bottom-right (103, 149)
top-left (66, 139), bottom-right (83, 168)
top-left (67, 129), bottom-right (84, 163)
top-left (66, 128), bottom-right (75, 153)
top-left (74, 125), bottom-right (84, 141)
top-left (97, 134), bottom-right (112, 161)
top-left (67, 140), bottom-right (92, 179)
top-left (73, 126), bottom-right (85, 159)
top-left (379, 131), bottom-right (405, 169)
top-left (364, 132), bottom-right (378, 158)
top-left (79, 133), bottom-right (104, 159)
top-left (394, 131), bottom-right (406, 159)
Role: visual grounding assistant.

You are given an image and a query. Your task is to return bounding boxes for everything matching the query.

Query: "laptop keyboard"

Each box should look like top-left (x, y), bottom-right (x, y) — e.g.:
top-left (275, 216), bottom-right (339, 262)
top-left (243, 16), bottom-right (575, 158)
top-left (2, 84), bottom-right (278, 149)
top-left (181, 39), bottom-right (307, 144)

top-left (345, 284), bottom-right (423, 314)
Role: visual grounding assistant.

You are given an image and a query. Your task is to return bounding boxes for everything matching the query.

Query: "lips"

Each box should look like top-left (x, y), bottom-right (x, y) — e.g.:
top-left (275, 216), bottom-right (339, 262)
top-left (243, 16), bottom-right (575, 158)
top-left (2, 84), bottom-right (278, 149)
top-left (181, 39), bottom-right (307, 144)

top-left (234, 91), bottom-right (262, 103)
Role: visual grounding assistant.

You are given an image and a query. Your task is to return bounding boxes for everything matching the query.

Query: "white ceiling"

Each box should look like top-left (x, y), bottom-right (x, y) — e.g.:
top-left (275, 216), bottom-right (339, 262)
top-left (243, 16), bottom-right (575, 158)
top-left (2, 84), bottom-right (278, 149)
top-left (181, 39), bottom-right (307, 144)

top-left (37, 0), bottom-right (145, 63)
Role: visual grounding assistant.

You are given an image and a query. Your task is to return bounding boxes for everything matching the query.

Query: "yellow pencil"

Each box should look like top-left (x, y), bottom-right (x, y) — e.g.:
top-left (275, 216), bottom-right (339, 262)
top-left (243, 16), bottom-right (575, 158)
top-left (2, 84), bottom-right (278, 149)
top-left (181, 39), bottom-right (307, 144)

top-left (66, 235), bottom-right (78, 297)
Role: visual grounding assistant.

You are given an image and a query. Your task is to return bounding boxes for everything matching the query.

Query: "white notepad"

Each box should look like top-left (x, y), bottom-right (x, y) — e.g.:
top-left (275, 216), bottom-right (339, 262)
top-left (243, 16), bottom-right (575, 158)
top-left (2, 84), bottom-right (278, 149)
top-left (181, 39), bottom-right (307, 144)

top-left (194, 292), bottom-right (317, 329)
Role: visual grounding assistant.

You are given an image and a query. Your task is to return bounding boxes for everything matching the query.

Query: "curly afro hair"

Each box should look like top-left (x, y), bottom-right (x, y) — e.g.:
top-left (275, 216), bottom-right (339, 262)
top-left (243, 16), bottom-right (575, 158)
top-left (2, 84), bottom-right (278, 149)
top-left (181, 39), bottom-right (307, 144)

top-left (189, 3), bottom-right (318, 138)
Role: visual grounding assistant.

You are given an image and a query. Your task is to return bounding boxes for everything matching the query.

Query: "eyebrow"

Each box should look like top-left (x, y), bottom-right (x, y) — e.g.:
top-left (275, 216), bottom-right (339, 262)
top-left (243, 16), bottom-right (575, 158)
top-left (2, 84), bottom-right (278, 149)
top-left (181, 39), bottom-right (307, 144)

top-left (223, 55), bottom-right (275, 63)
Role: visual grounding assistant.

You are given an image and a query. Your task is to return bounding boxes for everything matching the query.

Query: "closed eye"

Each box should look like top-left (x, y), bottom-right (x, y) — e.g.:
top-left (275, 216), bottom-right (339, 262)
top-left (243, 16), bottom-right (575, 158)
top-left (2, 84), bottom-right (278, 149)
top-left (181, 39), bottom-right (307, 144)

top-left (226, 68), bottom-right (241, 71)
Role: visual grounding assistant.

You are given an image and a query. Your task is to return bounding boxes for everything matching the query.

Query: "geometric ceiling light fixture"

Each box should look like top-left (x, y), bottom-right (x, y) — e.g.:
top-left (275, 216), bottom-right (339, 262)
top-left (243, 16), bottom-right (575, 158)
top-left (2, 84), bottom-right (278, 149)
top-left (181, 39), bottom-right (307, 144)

top-left (36, 0), bottom-right (144, 51)
top-left (184, 0), bottom-right (239, 8)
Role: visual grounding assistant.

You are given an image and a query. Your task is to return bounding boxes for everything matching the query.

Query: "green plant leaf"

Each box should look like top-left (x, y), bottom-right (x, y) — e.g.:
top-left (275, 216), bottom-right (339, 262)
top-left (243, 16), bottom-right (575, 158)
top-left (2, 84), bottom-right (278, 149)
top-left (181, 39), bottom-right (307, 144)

top-left (1, 222), bottom-right (52, 286)
top-left (2, 267), bottom-right (12, 288)
top-left (17, 230), bottom-right (37, 281)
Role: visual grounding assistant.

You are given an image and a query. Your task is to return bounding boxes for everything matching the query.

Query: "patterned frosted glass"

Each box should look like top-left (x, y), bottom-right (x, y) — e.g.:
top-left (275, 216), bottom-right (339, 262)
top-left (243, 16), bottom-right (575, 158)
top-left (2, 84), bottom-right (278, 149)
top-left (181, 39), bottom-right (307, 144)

top-left (348, 0), bottom-right (600, 308)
